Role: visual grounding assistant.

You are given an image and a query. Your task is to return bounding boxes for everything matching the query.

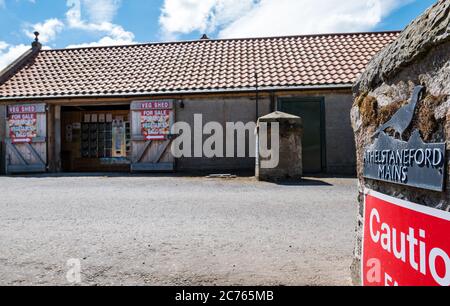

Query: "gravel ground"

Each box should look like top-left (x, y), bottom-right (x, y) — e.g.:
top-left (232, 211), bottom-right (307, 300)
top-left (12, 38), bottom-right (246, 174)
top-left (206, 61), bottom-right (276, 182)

top-left (0, 174), bottom-right (357, 286)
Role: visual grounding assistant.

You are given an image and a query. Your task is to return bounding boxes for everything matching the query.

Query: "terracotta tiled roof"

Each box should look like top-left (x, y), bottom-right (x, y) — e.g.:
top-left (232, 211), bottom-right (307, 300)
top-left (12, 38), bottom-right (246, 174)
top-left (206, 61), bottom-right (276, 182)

top-left (0, 32), bottom-right (399, 99)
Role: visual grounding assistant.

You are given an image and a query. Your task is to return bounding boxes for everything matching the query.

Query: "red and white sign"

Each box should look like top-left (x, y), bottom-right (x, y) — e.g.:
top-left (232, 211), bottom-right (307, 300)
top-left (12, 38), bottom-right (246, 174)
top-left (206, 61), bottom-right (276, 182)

top-left (363, 189), bottom-right (450, 286)
top-left (8, 113), bottom-right (37, 143)
top-left (140, 104), bottom-right (172, 140)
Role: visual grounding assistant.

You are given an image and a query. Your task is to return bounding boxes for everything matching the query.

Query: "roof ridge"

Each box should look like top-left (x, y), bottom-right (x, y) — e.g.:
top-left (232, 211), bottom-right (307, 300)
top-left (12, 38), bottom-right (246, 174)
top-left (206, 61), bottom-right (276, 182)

top-left (41, 30), bottom-right (401, 52)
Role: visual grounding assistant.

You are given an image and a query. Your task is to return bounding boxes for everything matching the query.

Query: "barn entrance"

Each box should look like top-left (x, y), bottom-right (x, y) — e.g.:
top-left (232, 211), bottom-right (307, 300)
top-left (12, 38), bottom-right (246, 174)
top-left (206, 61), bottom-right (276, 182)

top-left (279, 98), bottom-right (326, 174)
top-left (61, 105), bottom-right (132, 172)
top-left (60, 100), bottom-right (175, 173)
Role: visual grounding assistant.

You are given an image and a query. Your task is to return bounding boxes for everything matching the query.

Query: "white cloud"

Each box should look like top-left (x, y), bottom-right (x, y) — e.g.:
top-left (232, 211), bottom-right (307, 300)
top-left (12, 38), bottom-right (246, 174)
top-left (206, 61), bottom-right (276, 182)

top-left (0, 41), bottom-right (8, 50)
top-left (0, 0), bottom-right (133, 69)
top-left (7, 1), bottom-right (129, 50)
top-left (159, 0), bottom-right (256, 40)
top-left (82, 0), bottom-right (122, 23)
top-left (66, 0), bottom-right (121, 28)
top-left (65, 0), bottom-right (135, 47)
top-left (24, 18), bottom-right (65, 44)
top-left (159, 0), bottom-right (413, 40)
top-left (0, 43), bottom-right (30, 71)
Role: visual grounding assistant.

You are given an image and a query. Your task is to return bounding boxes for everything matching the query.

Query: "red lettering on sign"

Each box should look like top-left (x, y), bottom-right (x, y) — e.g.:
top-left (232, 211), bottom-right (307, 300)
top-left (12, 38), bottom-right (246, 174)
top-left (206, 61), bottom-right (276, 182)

top-left (8, 112), bottom-right (37, 143)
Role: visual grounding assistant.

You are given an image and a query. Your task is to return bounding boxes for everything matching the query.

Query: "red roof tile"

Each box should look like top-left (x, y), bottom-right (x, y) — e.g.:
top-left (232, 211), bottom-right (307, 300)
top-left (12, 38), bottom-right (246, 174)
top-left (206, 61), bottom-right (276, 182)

top-left (0, 32), bottom-right (399, 99)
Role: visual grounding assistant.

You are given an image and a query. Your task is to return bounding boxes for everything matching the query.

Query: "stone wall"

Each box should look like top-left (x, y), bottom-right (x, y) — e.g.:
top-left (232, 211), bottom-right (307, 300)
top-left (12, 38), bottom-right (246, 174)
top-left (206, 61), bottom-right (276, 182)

top-left (175, 96), bottom-right (271, 172)
top-left (350, 0), bottom-right (450, 284)
top-left (323, 93), bottom-right (356, 175)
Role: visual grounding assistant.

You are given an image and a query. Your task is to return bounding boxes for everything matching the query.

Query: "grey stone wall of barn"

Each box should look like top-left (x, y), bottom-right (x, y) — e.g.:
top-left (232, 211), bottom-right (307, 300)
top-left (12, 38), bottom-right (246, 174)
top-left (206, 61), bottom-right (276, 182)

top-left (174, 91), bottom-right (356, 175)
top-left (0, 105), bottom-right (5, 174)
top-left (350, 0), bottom-right (450, 285)
top-left (174, 96), bottom-right (271, 173)
top-left (324, 93), bottom-right (357, 175)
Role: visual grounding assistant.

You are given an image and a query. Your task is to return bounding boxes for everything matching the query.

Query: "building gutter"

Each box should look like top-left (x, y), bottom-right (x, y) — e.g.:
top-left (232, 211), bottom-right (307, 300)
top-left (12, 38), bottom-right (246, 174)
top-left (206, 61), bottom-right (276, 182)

top-left (0, 84), bottom-right (353, 102)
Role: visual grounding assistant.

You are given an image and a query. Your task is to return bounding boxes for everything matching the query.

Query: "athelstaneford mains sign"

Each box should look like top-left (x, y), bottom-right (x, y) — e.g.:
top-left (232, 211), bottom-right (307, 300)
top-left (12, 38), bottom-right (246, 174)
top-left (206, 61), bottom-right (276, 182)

top-left (363, 131), bottom-right (446, 192)
top-left (363, 86), bottom-right (446, 192)
top-left (363, 190), bottom-right (450, 286)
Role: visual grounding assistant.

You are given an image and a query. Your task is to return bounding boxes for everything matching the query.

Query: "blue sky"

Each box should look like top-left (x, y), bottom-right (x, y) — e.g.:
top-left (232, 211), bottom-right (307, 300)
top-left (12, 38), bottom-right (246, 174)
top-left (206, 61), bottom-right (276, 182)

top-left (0, 0), bottom-right (438, 69)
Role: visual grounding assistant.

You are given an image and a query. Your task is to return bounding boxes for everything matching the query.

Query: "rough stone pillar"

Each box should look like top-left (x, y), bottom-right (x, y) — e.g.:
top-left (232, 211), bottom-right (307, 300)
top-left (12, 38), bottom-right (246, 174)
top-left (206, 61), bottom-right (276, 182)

top-left (256, 111), bottom-right (303, 181)
top-left (350, 0), bottom-right (450, 285)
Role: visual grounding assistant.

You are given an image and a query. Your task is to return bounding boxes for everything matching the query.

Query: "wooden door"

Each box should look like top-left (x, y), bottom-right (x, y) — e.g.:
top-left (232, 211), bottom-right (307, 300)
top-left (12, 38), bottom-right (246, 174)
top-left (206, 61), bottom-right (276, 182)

top-left (130, 100), bottom-right (175, 172)
top-left (5, 103), bottom-right (47, 174)
top-left (280, 98), bottom-right (325, 173)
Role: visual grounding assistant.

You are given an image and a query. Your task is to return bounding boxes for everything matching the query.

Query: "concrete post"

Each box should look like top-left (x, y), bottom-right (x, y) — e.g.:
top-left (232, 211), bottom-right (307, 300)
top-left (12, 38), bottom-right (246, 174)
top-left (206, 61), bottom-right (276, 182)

top-left (256, 111), bottom-right (303, 182)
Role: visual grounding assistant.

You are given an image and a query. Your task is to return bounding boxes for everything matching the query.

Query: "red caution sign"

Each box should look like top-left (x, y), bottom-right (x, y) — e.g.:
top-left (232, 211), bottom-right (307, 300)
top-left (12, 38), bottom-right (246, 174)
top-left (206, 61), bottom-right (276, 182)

top-left (363, 190), bottom-right (450, 286)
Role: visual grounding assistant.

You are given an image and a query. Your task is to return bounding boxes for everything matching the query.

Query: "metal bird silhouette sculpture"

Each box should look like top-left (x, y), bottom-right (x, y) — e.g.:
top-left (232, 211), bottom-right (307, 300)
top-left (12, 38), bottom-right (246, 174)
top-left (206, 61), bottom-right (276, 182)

top-left (372, 85), bottom-right (425, 140)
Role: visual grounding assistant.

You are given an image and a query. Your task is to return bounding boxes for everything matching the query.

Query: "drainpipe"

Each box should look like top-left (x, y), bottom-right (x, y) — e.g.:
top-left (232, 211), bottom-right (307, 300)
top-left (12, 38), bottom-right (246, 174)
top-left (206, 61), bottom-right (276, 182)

top-left (255, 73), bottom-right (259, 121)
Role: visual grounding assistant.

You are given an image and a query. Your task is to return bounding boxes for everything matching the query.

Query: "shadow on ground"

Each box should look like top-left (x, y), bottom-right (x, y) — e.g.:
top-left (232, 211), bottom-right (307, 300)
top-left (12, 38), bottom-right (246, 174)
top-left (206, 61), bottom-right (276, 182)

top-left (274, 178), bottom-right (333, 186)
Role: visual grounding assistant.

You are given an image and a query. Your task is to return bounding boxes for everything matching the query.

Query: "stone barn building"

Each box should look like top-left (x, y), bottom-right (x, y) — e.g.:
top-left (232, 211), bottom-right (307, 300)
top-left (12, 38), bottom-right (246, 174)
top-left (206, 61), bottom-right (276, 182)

top-left (0, 32), bottom-right (397, 175)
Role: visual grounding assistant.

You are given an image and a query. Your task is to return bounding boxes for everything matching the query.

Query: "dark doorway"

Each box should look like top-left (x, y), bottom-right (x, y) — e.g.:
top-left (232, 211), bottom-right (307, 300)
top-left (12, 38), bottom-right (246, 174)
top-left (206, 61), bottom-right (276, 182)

top-left (61, 105), bottom-right (131, 172)
top-left (279, 98), bottom-right (325, 173)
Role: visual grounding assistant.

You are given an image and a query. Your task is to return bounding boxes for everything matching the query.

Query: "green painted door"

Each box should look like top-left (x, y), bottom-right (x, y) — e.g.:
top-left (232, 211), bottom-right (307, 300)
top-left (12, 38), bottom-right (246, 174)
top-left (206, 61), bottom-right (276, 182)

top-left (279, 99), bottom-right (324, 173)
